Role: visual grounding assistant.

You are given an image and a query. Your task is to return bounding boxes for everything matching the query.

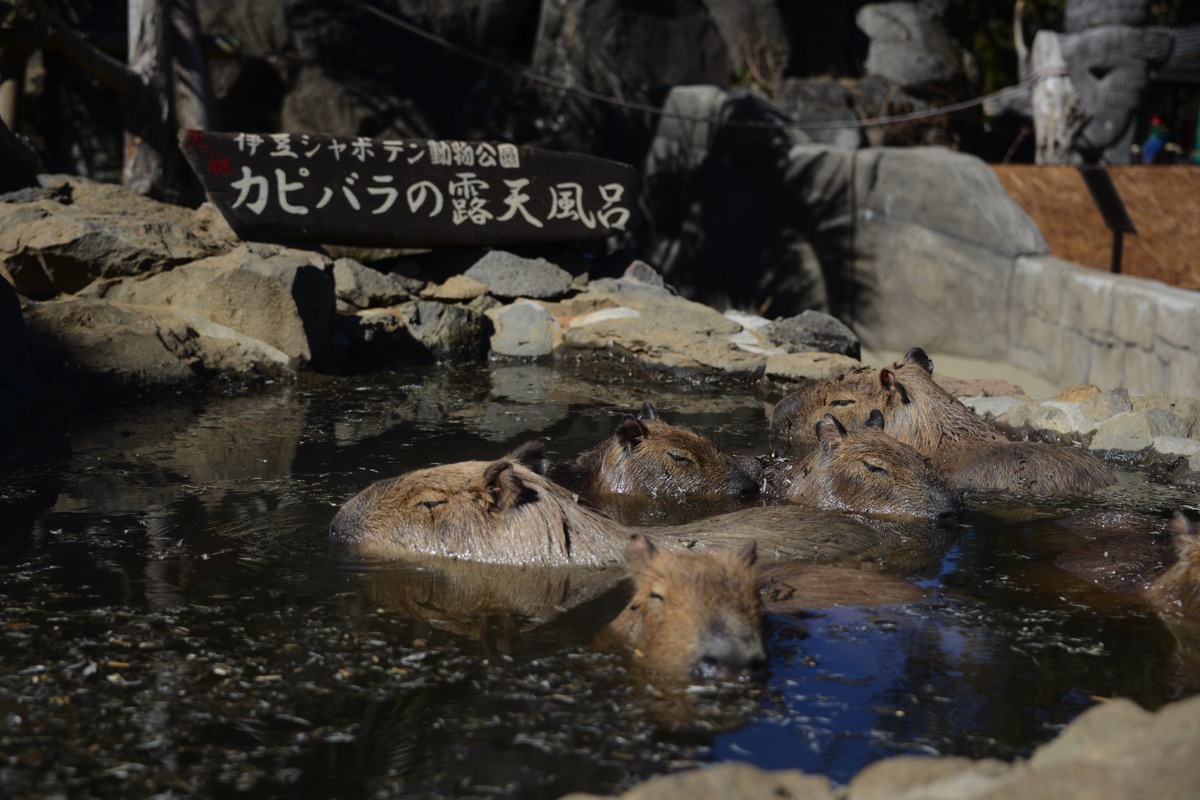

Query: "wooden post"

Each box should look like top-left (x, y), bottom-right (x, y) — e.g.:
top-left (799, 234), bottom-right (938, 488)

top-left (124, 0), bottom-right (171, 196)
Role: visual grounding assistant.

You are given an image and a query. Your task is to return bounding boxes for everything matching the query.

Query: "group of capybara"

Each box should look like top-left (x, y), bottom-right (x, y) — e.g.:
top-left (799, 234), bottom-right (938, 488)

top-left (331, 347), bottom-right (1199, 684)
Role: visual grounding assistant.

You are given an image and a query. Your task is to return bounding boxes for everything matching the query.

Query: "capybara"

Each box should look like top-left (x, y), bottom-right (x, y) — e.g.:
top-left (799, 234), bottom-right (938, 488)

top-left (770, 347), bottom-right (1115, 496)
top-left (595, 533), bottom-right (766, 682)
top-left (767, 410), bottom-right (962, 522)
top-left (1056, 511), bottom-right (1200, 691)
top-left (550, 401), bottom-right (759, 500)
top-left (330, 441), bottom-right (953, 573)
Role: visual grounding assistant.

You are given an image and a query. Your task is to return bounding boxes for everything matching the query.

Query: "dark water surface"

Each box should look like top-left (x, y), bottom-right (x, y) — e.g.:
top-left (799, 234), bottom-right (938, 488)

top-left (1, 363), bottom-right (1196, 798)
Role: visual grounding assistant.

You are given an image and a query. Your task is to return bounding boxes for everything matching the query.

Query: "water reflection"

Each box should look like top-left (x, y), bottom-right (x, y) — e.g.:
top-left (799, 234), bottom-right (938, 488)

top-left (0, 364), bottom-right (1195, 798)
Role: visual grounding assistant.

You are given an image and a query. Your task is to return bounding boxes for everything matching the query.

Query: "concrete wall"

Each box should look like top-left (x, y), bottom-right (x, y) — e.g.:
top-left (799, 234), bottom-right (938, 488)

top-left (843, 147), bottom-right (1200, 396)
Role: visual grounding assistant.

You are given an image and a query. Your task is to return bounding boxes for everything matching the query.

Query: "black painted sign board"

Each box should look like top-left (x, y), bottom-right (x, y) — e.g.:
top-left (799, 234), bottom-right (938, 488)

top-left (179, 130), bottom-right (642, 247)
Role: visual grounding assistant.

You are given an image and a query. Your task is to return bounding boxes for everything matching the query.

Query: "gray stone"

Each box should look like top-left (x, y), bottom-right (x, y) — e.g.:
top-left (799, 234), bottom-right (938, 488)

top-left (776, 78), bottom-right (865, 150)
top-left (487, 301), bottom-right (563, 358)
top-left (84, 244), bottom-right (336, 371)
top-left (763, 310), bottom-right (860, 359)
top-left (463, 250), bottom-right (574, 300)
top-left (998, 400), bottom-right (1090, 437)
top-left (856, 2), bottom-right (968, 90)
top-left (1080, 387), bottom-right (1133, 425)
top-left (561, 761), bottom-right (834, 800)
top-left (332, 258), bottom-right (413, 311)
top-left (398, 300), bottom-right (490, 363)
top-left (1090, 408), bottom-right (1189, 453)
top-left (1063, 0), bottom-right (1150, 34)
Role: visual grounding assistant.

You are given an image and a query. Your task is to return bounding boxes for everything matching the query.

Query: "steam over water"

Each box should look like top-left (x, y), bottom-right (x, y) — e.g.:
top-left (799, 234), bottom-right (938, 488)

top-left (1, 363), bottom-right (1194, 797)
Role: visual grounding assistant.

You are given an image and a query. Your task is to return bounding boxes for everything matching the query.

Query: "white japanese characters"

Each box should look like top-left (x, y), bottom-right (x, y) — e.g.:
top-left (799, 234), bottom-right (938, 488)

top-left (212, 133), bottom-right (633, 232)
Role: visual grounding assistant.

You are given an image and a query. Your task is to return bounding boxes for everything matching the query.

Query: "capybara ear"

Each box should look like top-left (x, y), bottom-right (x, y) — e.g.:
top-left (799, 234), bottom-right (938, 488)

top-left (903, 347), bottom-right (934, 374)
top-left (736, 539), bottom-right (757, 568)
top-left (616, 414), bottom-right (647, 450)
top-left (815, 413), bottom-right (848, 452)
top-left (623, 532), bottom-right (659, 569)
top-left (481, 460), bottom-right (525, 511)
top-left (507, 440), bottom-right (548, 475)
top-left (1171, 512), bottom-right (1199, 563)
top-left (638, 401), bottom-right (659, 421)
top-left (879, 368), bottom-right (909, 404)
top-left (865, 409), bottom-right (885, 430)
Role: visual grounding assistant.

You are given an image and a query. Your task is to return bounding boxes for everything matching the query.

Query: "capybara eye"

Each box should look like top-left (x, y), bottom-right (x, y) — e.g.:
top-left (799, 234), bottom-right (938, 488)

top-left (863, 461), bottom-right (890, 476)
top-left (667, 451), bottom-right (694, 465)
top-left (416, 499), bottom-right (445, 510)
top-left (648, 591), bottom-right (665, 601)
top-left (829, 398), bottom-right (855, 407)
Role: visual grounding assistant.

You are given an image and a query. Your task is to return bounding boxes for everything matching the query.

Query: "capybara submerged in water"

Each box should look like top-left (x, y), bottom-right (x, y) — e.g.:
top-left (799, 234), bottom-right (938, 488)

top-left (596, 533), bottom-right (766, 682)
top-left (1056, 511), bottom-right (1200, 691)
top-left (768, 411), bottom-right (962, 522)
top-left (330, 441), bottom-right (950, 572)
top-left (551, 402), bottom-right (759, 501)
top-left (770, 347), bottom-right (1115, 497)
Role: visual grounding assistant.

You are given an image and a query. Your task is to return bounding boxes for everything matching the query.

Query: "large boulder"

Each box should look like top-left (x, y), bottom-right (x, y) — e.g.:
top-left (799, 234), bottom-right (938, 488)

top-left (855, 2), bottom-right (971, 91)
top-left (23, 297), bottom-right (291, 391)
top-left (83, 244), bottom-right (336, 371)
top-left (0, 177), bottom-right (232, 299)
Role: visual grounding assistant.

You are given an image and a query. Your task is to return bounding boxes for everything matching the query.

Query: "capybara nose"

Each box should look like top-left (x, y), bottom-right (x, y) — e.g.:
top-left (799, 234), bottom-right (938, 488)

top-left (694, 652), bottom-right (768, 683)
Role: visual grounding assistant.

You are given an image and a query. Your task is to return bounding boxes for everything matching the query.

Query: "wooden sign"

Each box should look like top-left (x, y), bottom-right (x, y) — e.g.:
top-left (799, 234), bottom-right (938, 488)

top-left (179, 130), bottom-right (642, 247)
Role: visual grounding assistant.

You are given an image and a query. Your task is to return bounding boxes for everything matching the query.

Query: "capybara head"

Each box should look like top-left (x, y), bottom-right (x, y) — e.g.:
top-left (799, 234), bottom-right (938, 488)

top-left (329, 441), bottom-right (626, 567)
top-left (603, 533), bottom-right (766, 683)
top-left (1148, 513), bottom-right (1200, 620)
top-left (772, 348), bottom-right (1008, 461)
top-left (779, 411), bottom-right (962, 522)
top-left (577, 402), bottom-right (759, 499)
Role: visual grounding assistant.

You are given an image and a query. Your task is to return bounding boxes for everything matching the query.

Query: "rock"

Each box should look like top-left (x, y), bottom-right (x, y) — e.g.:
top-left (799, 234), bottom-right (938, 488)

top-left (335, 308), bottom-right (427, 368)
top-left (622, 259), bottom-right (666, 288)
top-left (960, 395), bottom-right (1024, 420)
top-left (776, 78), bottom-right (865, 150)
top-left (397, 300), bottom-right (490, 363)
top-left (463, 250), bottom-right (574, 300)
top-left (420, 274), bottom-right (488, 303)
top-left (997, 400), bottom-right (1090, 438)
top-left (1090, 408), bottom-right (1190, 453)
top-left (561, 761), bottom-right (835, 800)
top-left (764, 351), bottom-right (860, 385)
top-left (763, 310), bottom-right (860, 359)
top-left (558, 277), bottom-right (766, 382)
top-left (0, 277), bottom-right (70, 465)
top-left (332, 258), bottom-right (414, 311)
top-left (856, 2), bottom-right (969, 91)
top-left (83, 244), bottom-right (336, 371)
top-left (1080, 387), bottom-right (1134, 425)
top-left (487, 300), bottom-right (563, 358)
top-left (643, 86), bottom-right (827, 316)
top-left (580, 695), bottom-right (1200, 800)
top-left (568, 307), bottom-right (640, 328)
top-left (1053, 384), bottom-right (1101, 402)
top-left (0, 177), bottom-right (224, 300)
top-left (24, 297), bottom-right (291, 390)
top-left (1063, 0), bottom-right (1150, 33)
top-left (1132, 395), bottom-right (1200, 438)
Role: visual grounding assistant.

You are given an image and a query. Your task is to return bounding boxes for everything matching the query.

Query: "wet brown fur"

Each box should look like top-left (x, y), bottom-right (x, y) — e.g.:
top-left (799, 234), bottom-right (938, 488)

top-left (596, 534), bottom-right (765, 682)
top-left (1056, 511), bottom-right (1200, 691)
top-left (331, 441), bottom-right (953, 572)
top-left (552, 402), bottom-right (759, 500)
top-left (773, 411), bottom-right (961, 522)
top-left (771, 347), bottom-right (1114, 496)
